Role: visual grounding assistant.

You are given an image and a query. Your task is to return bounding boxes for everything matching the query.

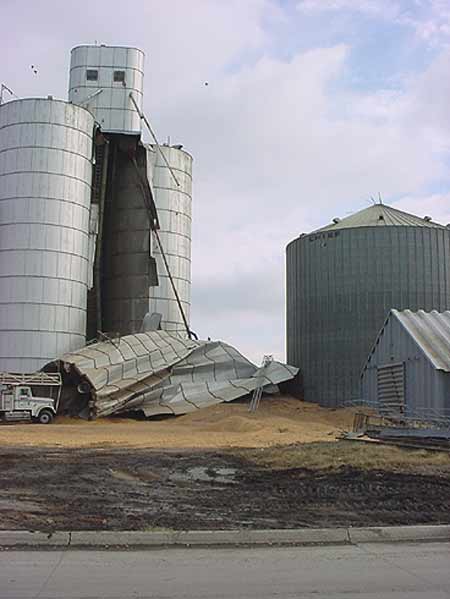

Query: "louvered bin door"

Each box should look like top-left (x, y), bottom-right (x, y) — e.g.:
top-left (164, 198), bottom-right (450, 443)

top-left (377, 363), bottom-right (405, 416)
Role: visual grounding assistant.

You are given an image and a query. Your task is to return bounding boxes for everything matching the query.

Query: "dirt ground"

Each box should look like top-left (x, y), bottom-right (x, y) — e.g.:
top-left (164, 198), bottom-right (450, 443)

top-left (2, 397), bottom-right (449, 531)
top-left (1, 444), bottom-right (449, 531)
top-left (0, 397), bottom-right (358, 449)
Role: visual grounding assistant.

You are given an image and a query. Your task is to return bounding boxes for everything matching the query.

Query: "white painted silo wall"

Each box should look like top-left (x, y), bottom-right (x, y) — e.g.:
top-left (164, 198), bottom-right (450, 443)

top-left (69, 45), bottom-right (144, 135)
top-left (148, 146), bottom-right (192, 335)
top-left (0, 98), bottom-right (94, 372)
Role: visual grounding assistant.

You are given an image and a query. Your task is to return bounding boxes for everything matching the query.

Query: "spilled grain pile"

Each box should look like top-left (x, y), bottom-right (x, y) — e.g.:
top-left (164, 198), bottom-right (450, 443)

top-left (0, 396), bottom-right (360, 449)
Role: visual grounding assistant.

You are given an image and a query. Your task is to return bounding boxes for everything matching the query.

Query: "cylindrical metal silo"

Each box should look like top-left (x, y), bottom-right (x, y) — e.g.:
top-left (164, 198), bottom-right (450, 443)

top-left (0, 98), bottom-right (94, 372)
top-left (68, 45), bottom-right (144, 135)
top-left (286, 204), bottom-right (450, 407)
top-left (148, 145), bottom-right (193, 335)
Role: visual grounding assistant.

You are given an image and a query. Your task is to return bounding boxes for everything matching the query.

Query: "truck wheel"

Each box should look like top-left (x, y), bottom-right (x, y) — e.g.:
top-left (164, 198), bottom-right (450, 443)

top-left (38, 410), bottom-right (54, 425)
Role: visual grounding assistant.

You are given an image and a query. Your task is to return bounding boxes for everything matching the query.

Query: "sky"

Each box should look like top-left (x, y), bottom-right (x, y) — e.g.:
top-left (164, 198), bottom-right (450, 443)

top-left (2, 0), bottom-right (450, 363)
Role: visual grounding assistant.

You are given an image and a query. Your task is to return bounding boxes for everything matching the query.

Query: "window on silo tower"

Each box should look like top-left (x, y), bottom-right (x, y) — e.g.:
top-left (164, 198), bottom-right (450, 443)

top-left (113, 70), bottom-right (125, 83)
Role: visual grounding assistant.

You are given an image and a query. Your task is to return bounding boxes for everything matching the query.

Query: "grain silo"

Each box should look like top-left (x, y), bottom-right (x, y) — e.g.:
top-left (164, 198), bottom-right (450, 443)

top-left (0, 43), bottom-right (194, 374)
top-left (68, 45), bottom-right (144, 135)
top-left (148, 144), bottom-right (193, 334)
top-left (0, 98), bottom-right (94, 372)
top-left (286, 204), bottom-right (450, 407)
top-left (68, 44), bottom-right (159, 337)
top-left (68, 44), bottom-right (193, 339)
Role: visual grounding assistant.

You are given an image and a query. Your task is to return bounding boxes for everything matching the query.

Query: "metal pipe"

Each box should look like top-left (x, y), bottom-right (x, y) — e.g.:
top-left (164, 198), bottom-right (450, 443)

top-left (129, 92), bottom-right (180, 187)
top-left (78, 88), bottom-right (103, 106)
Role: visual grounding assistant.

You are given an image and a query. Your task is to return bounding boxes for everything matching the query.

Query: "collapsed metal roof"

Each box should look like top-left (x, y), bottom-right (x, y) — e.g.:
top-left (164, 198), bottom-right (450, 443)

top-left (314, 204), bottom-right (446, 233)
top-left (363, 309), bottom-right (450, 374)
top-left (55, 331), bottom-right (298, 418)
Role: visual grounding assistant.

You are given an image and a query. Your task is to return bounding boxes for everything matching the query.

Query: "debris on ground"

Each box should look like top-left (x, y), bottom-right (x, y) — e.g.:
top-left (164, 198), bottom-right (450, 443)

top-left (343, 412), bottom-right (450, 452)
top-left (53, 331), bottom-right (298, 418)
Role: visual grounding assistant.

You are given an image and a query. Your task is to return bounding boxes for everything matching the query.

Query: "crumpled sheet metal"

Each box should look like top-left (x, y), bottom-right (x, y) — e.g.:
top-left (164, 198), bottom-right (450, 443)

top-left (58, 331), bottom-right (298, 417)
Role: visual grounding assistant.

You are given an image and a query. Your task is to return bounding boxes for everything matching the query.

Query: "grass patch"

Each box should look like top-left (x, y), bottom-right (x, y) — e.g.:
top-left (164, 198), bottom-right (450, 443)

top-left (238, 440), bottom-right (450, 473)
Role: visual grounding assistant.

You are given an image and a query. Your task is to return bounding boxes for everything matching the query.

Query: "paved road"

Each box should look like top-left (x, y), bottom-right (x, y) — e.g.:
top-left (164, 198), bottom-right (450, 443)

top-left (1, 542), bottom-right (449, 598)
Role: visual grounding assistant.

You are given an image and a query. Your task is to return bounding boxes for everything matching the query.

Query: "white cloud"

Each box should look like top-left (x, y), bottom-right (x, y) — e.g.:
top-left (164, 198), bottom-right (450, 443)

top-left (393, 193), bottom-right (450, 225)
top-left (403, 0), bottom-right (450, 45)
top-left (180, 42), bottom-right (450, 360)
top-left (2, 0), bottom-right (450, 363)
top-left (297, 0), bottom-right (450, 46)
top-left (297, 0), bottom-right (400, 18)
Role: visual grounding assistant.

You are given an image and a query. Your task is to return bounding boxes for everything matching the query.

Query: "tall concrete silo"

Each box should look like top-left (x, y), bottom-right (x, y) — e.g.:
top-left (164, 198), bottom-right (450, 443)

top-left (148, 144), bottom-right (193, 334)
top-left (0, 98), bottom-right (94, 372)
top-left (286, 204), bottom-right (450, 407)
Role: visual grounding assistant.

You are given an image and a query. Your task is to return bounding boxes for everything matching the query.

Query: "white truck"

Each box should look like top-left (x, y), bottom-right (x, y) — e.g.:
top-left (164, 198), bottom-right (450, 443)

top-left (0, 372), bottom-right (62, 424)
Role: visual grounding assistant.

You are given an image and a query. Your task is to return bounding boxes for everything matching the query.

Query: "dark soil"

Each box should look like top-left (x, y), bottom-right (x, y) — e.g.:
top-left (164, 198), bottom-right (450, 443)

top-left (1, 448), bottom-right (450, 531)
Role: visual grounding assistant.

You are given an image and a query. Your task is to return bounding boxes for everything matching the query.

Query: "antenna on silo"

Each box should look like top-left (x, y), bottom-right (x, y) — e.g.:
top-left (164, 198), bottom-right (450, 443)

top-left (370, 196), bottom-right (376, 205)
top-left (0, 83), bottom-right (17, 105)
top-left (378, 192), bottom-right (383, 205)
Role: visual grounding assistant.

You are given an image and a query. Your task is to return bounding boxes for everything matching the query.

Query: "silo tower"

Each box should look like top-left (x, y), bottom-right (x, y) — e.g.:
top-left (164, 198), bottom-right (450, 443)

top-left (0, 43), bottom-right (194, 373)
top-left (68, 44), bottom-right (193, 339)
top-left (286, 204), bottom-right (450, 407)
top-left (147, 144), bottom-right (193, 334)
top-left (69, 45), bottom-right (144, 135)
top-left (0, 98), bottom-right (94, 372)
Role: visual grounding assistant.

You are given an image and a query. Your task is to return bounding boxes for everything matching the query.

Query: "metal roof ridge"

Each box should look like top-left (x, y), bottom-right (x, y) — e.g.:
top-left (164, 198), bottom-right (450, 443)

top-left (395, 309), bottom-right (450, 371)
top-left (361, 308), bottom-right (450, 376)
top-left (311, 203), bottom-right (446, 234)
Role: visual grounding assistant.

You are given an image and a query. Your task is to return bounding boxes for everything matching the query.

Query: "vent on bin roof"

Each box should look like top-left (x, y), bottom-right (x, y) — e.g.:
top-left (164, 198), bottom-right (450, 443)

top-left (314, 204), bottom-right (445, 233)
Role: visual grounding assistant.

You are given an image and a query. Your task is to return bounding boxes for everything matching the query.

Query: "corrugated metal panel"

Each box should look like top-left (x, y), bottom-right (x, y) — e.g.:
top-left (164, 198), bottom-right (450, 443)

top-left (149, 145), bottom-right (193, 335)
top-left (0, 98), bottom-right (94, 372)
top-left (377, 362), bottom-right (405, 415)
top-left (393, 309), bottom-right (450, 372)
top-left (56, 331), bottom-right (298, 417)
top-left (69, 45), bottom-right (144, 135)
top-left (286, 205), bottom-right (450, 408)
top-left (361, 311), bottom-right (450, 419)
top-left (310, 204), bottom-right (446, 233)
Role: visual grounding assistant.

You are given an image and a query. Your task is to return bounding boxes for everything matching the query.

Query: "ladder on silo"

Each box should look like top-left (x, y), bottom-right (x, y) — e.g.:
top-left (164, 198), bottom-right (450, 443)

top-left (89, 137), bottom-right (110, 336)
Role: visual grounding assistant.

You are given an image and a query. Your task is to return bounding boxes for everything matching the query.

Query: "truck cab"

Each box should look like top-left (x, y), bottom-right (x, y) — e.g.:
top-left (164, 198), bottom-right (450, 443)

top-left (0, 373), bottom-right (61, 424)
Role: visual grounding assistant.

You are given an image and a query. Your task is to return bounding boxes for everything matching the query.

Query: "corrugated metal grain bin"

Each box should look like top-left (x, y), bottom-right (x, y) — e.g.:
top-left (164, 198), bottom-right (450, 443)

top-left (361, 309), bottom-right (450, 420)
top-left (286, 204), bottom-right (450, 407)
top-left (148, 144), bottom-right (193, 334)
top-left (0, 98), bottom-right (94, 372)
